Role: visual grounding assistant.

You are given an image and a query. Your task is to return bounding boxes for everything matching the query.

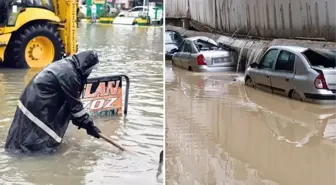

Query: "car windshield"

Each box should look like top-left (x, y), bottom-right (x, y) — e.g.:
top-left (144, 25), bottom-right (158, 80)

top-left (302, 49), bottom-right (336, 69)
top-left (165, 32), bottom-right (181, 44)
top-left (194, 39), bottom-right (219, 51)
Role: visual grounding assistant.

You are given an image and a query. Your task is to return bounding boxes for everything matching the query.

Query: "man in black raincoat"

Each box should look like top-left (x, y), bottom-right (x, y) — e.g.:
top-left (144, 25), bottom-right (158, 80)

top-left (5, 50), bottom-right (101, 154)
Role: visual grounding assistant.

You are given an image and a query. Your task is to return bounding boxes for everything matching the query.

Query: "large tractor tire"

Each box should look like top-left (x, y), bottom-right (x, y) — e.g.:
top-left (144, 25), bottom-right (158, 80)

top-left (5, 24), bottom-right (64, 68)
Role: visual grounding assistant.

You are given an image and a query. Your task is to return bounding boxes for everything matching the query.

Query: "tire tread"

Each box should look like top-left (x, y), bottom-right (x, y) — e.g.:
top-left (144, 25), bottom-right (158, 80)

top-left (4, 23), bottom-right (65, 68)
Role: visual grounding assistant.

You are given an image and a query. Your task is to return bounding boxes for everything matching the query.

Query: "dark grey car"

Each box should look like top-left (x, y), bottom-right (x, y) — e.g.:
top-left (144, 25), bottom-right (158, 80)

top-left (172, 36), bottom-right (235, 72)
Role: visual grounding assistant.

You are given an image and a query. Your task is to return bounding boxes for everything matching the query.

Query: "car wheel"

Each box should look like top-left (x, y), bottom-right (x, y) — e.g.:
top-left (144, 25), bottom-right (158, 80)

top-left (245, 76), bottom-right (254, 87)
top-left (290, 90), bottom-right (302, 101)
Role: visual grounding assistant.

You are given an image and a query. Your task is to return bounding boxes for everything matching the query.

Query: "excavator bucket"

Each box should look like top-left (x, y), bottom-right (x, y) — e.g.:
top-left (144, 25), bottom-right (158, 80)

top-left (80, 75), bottom-right (130, 117)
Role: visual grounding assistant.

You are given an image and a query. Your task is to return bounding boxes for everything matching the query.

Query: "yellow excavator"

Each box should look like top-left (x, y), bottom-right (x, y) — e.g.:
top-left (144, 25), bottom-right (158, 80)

top-left (0, 0), bottom-right (78, 68)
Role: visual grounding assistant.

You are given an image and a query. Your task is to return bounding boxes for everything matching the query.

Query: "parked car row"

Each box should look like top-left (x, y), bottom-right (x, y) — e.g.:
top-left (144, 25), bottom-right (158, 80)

top-left (165, 30), bottom-right (336, 104)
top-left (245, 45), bottom-right (336, 104)
top-left (165, 30), bottom-right (236, 72)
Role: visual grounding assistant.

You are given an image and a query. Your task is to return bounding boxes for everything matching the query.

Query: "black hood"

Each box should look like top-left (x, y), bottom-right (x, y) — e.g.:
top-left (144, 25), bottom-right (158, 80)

top-left (71, 50), bottom-right (99, 79)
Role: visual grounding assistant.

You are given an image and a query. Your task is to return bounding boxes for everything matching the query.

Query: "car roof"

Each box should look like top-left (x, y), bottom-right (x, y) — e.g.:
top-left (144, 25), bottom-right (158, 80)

top-left (269, 45), bottom-right (308, 53)
top-left (185, 36), bottom-right (219, 46)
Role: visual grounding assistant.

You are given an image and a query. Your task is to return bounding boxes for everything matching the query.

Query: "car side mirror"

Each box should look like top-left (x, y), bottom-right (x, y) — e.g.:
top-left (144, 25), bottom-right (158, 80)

top-left (250, 62), bottom-right (259, 68)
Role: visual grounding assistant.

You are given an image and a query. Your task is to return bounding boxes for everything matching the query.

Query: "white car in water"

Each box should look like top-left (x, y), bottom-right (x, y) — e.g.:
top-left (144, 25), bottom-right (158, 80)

top-left (171, 36), bottom-right (236, 72)
top-left (117, 6), bottom-right (154, 17)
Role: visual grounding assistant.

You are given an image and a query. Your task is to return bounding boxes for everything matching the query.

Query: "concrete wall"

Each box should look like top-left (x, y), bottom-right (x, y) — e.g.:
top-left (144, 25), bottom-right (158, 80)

top-left (166, 0), bottom-right (336, 41)
top-left (165, 0), bottom-right (189, 18)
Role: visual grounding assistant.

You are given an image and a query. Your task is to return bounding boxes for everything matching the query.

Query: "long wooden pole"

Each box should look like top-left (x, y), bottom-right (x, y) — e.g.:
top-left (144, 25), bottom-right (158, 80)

top-left (99, 133), bottom-right (126, 151)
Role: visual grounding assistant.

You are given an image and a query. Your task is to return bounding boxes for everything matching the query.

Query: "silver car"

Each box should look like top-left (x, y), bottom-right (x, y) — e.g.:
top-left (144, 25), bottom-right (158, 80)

top-left (244, 45), bottom-right (336, 104)
top-left (171, 36), bottom-right (235, 72)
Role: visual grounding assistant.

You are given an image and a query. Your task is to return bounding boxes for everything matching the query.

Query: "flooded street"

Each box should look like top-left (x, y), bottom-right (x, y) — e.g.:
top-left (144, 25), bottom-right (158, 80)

top-left (165, 61), bottom-right (336, 185)
top-left (0, 23), bottom-right (163, 185)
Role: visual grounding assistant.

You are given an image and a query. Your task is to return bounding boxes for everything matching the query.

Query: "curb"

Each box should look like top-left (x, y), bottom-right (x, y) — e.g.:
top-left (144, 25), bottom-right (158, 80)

top-left (80, 18), bottom-right (162, 27)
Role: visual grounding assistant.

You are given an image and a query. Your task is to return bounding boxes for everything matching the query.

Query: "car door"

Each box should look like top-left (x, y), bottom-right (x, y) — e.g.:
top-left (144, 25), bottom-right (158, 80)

top-left (179, 41), bottom-right (192, 70)
top-left (270, 50), bottom-right (296, 96)
top-left (172, 40), bottom-right (185, 67)
top-left (254, 48), bottom-right (279, 93)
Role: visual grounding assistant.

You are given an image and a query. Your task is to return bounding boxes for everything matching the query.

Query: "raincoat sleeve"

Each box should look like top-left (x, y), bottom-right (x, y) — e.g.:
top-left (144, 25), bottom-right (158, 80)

top-left (58, 73), bottom-right (89, 126)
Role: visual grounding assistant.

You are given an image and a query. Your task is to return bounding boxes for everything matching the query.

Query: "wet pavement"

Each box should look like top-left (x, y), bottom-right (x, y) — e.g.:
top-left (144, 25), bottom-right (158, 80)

top-left (0, 23), bottom-right (163, 185)
top-left (165, 61), bottom-right (336, 185)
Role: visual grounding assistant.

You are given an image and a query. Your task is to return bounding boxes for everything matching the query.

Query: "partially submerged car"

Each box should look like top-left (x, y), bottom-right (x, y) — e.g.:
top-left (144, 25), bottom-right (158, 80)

top-left (171, 36), bottom-right (235, 72)
top-left (117, 6), bottom-right (152, 17)
top-left (165, 30), bottom-right (184, 60)
top-left (244, 45), bottom-right (336, 104)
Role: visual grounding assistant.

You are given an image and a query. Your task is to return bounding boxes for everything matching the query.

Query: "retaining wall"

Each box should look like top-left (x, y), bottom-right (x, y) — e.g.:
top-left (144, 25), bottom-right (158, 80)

top-left (166, 0), bottom-right (336, 41)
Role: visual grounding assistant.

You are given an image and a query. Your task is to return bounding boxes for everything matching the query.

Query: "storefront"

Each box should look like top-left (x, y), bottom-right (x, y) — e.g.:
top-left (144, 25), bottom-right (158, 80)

top-left (85, 0), bottom-right (163, 21)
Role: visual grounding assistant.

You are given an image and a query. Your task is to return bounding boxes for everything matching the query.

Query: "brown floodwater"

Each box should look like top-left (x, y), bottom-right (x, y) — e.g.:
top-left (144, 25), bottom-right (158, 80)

top-left (165, 61), bottom-right (336, 185)
top-left (0, 23), bottom-right (164, 185)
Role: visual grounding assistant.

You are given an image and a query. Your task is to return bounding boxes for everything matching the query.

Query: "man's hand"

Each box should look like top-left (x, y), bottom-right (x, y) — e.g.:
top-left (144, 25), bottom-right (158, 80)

top-left (72, 113), bottom-right (90, 129)
top-left (72, 114), bottom-right (101, 138)
top-left (85, 122), bottom-right (101, 139)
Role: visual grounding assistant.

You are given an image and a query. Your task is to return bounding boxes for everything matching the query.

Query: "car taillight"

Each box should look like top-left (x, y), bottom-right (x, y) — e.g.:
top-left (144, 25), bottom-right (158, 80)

top-left (197, 54), bottom-right (206, 65)
top-left (314, 74), bottom-right (328, 89)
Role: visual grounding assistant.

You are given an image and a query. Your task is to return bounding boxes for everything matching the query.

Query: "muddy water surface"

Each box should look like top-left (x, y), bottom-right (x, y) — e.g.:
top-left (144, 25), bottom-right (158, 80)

top-left (0, 23), bottom-right (163, 185)
top-left (165, 61), bottom-right (336, 185)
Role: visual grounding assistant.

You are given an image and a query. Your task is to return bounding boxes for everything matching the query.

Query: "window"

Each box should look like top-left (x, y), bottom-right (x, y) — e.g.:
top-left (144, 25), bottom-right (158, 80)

top-left (193, 39), bottom-right (219, 51)
top-left (165, 32), bottom-right (175, 44)
top-left (190, 43), bottom-right (198, 53)
top-left (259, 49), bottom-right (279, 69)
top-left (302, 49), bottom-right (336, 69)
top-left (182, 42), bottom-right (191, 53)
top-left (173, 33), bottom-right (182, 44)
top-left (0, 3), bottom-right (6, 25)
top-left (165, 32), bottom-right (182, 45)
top-left (25, 0), bottom-right (54, 10)
top-left (177, 40), bottom-right (185, 51)
top-left (275, 50), bottom-right (295, 72)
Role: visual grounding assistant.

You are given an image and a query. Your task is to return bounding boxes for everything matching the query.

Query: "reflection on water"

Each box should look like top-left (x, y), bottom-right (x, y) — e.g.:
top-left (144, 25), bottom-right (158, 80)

top-left (165, 61), bottom-right (336, 185)
top-left (0, 23), bottom-right (163, 185)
